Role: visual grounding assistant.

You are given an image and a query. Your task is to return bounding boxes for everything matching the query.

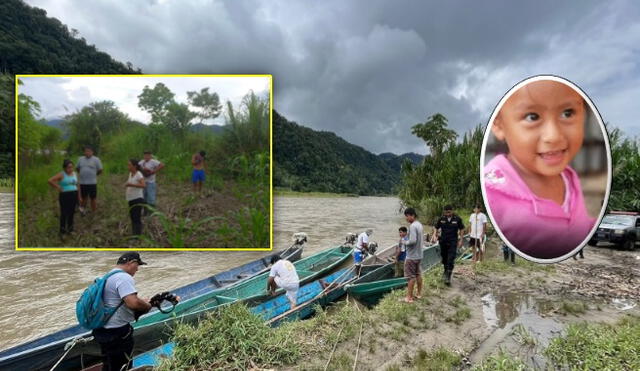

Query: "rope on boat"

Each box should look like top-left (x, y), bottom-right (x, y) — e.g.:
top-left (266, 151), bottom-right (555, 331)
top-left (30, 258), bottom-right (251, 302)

top-left (49, 336), bottom-right (93, 371)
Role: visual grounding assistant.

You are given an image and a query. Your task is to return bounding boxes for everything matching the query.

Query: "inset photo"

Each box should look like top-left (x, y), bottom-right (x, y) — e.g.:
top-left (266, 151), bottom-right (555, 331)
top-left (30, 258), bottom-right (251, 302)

top-left (481, 75), bottom-right (611, 262)
top-left (17, 75), bottom-right (272, 249)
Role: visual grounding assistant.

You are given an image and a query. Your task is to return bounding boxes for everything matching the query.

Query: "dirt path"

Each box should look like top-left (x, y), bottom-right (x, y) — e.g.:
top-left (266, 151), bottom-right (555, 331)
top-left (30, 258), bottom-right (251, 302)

top-left (295, 239), bottom-right (640, 370)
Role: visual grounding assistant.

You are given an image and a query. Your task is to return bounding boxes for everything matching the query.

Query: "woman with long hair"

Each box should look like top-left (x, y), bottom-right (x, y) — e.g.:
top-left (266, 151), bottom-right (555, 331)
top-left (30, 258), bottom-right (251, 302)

top-left (48, 159), bottom-right (81, 236)
top-left (125, 158), bottom-right (146, 235)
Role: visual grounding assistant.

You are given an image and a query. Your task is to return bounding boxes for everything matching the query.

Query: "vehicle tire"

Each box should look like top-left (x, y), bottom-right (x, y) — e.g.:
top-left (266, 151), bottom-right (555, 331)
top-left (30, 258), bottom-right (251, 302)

top-left (622, 240), bottom-right (635, 250)
top-left (587, 240), bottom-right (598, 247)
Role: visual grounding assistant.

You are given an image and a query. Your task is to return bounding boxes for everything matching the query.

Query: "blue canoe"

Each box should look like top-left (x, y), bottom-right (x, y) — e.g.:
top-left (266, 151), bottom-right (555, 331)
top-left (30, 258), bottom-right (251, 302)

top-left (130, 265), bottom-right (376, 368)
top-left (0, 246), bottom-right (303, 371)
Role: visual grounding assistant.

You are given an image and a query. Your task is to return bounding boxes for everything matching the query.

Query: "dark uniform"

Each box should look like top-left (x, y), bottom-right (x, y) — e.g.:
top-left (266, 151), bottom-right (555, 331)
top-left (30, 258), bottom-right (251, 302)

top-left (435, 214), bottom-right (464, 282)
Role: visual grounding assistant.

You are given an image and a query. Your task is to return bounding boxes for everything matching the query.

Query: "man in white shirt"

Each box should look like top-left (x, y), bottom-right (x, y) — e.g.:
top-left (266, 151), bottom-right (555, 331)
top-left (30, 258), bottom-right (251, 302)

top-left (139, 151), bottom-right (165, 215)
top-left (468, 204), bottom-right (488, 264)
top-left (267, 255), bottom-right (300, 309)
top-left (354, 228), bottom-right (373, 275)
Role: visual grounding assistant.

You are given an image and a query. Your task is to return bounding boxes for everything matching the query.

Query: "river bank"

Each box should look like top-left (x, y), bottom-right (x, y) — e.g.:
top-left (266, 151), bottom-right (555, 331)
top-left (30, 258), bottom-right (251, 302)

top-left (159, 238), bottom-right (640, 370)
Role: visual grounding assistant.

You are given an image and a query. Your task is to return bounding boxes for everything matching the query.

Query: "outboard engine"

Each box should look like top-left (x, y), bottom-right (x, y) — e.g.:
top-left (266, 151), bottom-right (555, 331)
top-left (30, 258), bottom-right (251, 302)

top-left (368, 241), bottom-right (378, 255)
top-left (293, 232), bottom-right (308, 246)
top-left (345, 232), bottom-right (357, 246)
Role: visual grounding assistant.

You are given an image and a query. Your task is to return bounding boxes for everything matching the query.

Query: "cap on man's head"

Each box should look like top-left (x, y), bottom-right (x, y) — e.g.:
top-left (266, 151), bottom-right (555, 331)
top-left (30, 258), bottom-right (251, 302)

top-left (117, 252), bottom-right (147, 265)
top-left (444, 205), bottom-right (453, 211)
top-left (143, 150), bottom-right (152, 155)
top-left (366, 228), bottom-right (373, 236)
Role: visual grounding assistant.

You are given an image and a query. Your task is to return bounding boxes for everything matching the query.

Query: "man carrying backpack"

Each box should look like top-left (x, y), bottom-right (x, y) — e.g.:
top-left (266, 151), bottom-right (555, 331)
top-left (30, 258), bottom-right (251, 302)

top-left (92, 252), bottom-right (152, 370)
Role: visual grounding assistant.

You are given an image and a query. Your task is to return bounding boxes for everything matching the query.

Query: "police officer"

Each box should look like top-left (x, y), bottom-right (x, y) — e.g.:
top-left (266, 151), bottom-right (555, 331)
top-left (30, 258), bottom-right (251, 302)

top-left (434, 205), bottom-right (464, 286)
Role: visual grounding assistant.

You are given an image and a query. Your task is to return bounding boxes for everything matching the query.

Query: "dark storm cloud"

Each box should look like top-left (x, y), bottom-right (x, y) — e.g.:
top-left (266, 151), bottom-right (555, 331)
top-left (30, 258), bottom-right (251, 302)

top-left (24, 0), bottom-right (640, 154)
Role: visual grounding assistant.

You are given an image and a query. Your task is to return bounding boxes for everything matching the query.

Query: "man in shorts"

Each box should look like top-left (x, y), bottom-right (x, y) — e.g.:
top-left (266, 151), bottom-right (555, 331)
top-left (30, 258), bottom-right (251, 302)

top-left (354, 228), bottom-right (373, 276)
top-left (401, 208), bottom-right (423, 303)
top-left (468, 204), bottom-right (487, 264)
top-left (139, 151), bottom-right (165, 215)
top-left (191, 150), bottom-right (206, 193)
top-left (267, 255), bottom-right (300, 309)
top-left (77, 145), bottom-right (103, 213)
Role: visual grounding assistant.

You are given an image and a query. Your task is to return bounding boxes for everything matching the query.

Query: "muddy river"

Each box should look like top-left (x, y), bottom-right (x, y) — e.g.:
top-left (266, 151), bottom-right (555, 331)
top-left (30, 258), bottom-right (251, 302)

top-left (0, 195), bottom-right (403, 350)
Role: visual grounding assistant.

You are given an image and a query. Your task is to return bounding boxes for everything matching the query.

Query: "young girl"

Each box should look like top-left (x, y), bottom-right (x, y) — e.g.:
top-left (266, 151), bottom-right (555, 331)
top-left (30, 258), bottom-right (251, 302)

top-left (125, 159), bottom-right (146, 236)
top-left (48, 159), bottom-right (81, 235)
top-left (483, 78), bottom-right (596, 260)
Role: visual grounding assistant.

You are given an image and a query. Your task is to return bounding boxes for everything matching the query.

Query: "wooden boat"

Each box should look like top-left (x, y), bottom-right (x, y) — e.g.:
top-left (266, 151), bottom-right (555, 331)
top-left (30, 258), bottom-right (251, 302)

top-left (345, 243), bottom-right (441, 306)
top-left (130, 265), bottom-right (379, 368)
top-left (0, 246), bottom-right (304, 371)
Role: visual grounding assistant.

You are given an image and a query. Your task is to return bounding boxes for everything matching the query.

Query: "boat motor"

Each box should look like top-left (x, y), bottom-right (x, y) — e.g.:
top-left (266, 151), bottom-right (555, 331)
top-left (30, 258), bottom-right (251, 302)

top-left (345, 233), bottom-right (357, 246)
top-left (368, 241), bottom-right (378, 255)
top-left (292, 232), bottom-right (308, 246)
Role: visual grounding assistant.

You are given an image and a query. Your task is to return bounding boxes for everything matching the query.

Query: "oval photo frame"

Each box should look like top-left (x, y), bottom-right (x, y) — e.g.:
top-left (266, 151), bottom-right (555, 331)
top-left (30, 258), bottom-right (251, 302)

top-left (480, 75), bottom-right (612, 263)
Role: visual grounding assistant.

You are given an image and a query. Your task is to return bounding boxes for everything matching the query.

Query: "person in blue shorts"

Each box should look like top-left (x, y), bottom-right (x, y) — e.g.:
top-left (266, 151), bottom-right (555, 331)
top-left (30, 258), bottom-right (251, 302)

top-left (191, 150), bottom-right (206, 193)
top-left (354, 228), bottom-right (373, 276)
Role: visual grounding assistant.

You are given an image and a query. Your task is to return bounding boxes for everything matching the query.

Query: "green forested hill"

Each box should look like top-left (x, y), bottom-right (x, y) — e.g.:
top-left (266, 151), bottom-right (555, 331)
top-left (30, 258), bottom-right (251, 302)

top-left (0, 0), bottom-right (141, 179)
top-left (0, 0), bottom-right (139, 74)
top-left (273, 111), bottom-right (422, 195)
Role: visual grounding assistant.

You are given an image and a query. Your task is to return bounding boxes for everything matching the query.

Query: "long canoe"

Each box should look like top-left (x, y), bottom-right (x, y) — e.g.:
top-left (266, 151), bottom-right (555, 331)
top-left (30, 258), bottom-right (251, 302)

top-left (345, 243), bottom-right (441, 306)
top-left (130, 264), bottom-right (378, 369)
top-left (0, 246), bottom-right (304, 371)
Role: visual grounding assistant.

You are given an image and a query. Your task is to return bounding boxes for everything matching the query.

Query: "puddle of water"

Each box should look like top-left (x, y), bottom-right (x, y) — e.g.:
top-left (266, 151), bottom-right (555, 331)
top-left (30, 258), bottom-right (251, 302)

top-left (612, 298), bottom-right (636, 311)
top-left (471, 293), bottom-right (564, 368)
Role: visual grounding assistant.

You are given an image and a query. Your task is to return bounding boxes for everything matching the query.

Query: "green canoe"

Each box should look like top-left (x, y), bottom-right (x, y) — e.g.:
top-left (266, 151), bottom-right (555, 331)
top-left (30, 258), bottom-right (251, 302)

top-left (136, 245), bottom-right (353, 328)
top-left (345, 243), bottom-right (441, 306)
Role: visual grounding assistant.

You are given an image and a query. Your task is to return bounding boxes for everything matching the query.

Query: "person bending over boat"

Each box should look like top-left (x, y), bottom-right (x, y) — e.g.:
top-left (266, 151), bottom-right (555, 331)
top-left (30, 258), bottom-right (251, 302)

top-left (93, 252), bottom-right (152, 371)
top-left (267, 255), bottom-right (300, 309)
top-left (354, 228), bottom-right (373, 276)
top-left (401, 208), bottom-right (423, 303)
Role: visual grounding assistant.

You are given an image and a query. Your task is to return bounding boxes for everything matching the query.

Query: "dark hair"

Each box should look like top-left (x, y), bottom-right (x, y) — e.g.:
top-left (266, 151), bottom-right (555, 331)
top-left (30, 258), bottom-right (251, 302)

top-left (143, 150), bottom-right (152, 155)
top-left (444, 205), bottom-right (453, 211)
top-left (270, 255), bottom-right (281, 265)
top-left (62, 159), bottom-right (73, 169)
top-left (83, 145), bottom-right (93, 151)
top-left (199, 150), bottom-right (206, 157)
top-left (474, 204), bottom-right (482, 210)
top-left (129, 158), bottom-right (142, 172)
top-left (404, 208), bottom-right (417, 217)
top-left (399, 226), bottom-right (407, 233)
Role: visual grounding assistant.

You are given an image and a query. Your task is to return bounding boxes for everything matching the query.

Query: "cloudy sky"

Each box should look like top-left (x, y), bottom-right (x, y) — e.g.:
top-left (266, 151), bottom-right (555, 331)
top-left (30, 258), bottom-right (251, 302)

top-left (24, 0), bottom-right (640, 155)
top-left (20, 76), bottom-right (270, 125)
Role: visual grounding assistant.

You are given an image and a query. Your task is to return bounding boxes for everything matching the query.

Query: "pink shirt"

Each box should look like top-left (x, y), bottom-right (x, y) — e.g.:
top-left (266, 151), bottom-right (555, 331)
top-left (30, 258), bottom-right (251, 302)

top-left (483, 154), bottom-right (595, 259)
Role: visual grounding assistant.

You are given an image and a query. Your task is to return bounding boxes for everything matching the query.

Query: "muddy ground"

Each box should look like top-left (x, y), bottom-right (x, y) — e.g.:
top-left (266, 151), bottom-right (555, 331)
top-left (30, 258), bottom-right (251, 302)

top-left (19, 174), bottom-right (258, 248)
top-left (293, 239), bottom-right (640, 370)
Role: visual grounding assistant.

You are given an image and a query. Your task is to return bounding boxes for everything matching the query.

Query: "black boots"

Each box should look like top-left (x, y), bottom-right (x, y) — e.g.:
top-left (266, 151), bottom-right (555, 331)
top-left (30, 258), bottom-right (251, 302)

top-left (444, 270), bottom-right (452, 286)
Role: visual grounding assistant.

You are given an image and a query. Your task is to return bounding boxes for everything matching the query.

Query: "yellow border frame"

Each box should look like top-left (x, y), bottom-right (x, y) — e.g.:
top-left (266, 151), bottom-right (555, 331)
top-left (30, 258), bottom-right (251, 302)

top-left (15, 74), bottom-right (273, 251)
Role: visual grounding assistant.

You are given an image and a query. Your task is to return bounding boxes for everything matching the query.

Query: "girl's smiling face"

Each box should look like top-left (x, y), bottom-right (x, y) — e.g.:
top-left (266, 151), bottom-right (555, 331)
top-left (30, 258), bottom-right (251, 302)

top-left (492, 80), bottom-right (585, 178)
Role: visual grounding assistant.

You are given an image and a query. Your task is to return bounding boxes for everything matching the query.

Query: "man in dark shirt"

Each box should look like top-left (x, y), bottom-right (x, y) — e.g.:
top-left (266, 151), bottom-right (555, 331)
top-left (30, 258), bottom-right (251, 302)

top-left (434, 205), bottom-right (464, 286)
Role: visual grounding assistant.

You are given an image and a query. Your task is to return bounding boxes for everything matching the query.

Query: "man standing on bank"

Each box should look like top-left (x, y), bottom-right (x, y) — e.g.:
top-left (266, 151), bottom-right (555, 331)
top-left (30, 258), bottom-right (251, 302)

top-left (93, 252), bottom-right (152, 371)
top-left (77, 145), bottom-right (103, 214)
top-left (402, 208), bottom-right (424, 303)
top-left (434, 205), bottom-right (465, 286)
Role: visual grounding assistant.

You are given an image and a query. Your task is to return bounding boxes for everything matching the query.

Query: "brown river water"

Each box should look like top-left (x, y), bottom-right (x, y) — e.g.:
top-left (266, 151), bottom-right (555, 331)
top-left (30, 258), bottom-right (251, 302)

top-left (0, 195), bottom-right (403, 350)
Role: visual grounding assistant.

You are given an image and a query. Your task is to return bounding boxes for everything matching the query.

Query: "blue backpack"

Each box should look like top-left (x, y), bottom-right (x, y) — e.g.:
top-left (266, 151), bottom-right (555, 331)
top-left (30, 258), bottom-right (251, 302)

top-left (76, 269), bottom-right (125, 330)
